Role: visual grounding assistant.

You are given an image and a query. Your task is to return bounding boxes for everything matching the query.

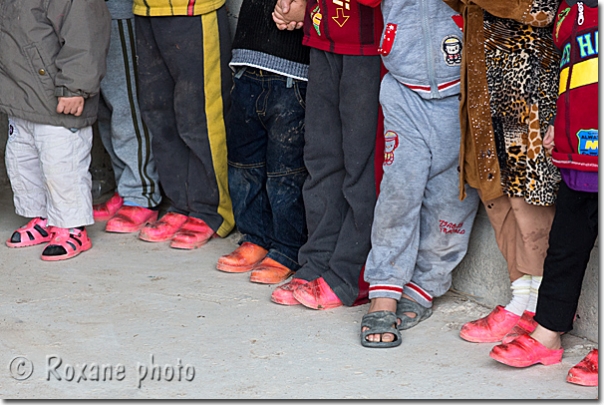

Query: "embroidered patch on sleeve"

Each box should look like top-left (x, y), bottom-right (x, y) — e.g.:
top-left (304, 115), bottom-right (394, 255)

top-left (383, 131), bottom-right (399, 166)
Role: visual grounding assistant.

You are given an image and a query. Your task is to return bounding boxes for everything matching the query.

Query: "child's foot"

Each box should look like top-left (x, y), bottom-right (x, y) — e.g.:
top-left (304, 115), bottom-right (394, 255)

top-left (139, 212), bottom-right (188, 242)
top-left (293, 277), bottom-right (343, 310)
top-left (271, 279), bottom-right (308, 305)
top-left (105, 206), bottom-right (158, 233)
top-left (489, 333), bottom-right (563, 367)
top-left (41, 227), bottom-right (92, 261)
top-left (170, 217), bottom-right (214, 250)
top-left (249, 257), bottom-right (294, 284)
top-left (6, 217), bottom-right (54, 248)
top-left (93, 193), bottom-right (124, 222)
top-left (567, 349), bottom-right (598, 387)
top-left (216, 242), bottom-right (268, 273)
top-left (362, 297), bottom-right (400, 344)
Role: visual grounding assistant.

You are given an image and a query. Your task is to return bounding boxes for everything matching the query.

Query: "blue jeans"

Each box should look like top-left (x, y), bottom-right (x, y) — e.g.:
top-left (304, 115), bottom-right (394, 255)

top-left (226, 67), bottom-right (308, 271)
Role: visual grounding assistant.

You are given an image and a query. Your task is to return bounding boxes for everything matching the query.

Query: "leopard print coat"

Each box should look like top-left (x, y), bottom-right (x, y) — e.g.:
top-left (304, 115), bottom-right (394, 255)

top-left (444, 0), bottom-right (562, 205)
top-left (484, 11), bottom-right (561, 206)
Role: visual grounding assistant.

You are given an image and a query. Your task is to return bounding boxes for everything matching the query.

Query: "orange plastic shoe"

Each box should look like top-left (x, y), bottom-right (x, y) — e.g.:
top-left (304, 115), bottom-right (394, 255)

top-left (502, 311), bottom-right (537, 344)
top-left (489, 333), bottom-right (563, 367)
top-left (6, 217), bottom-right (54, 248)
top-left (170, 217), bottom-right (215, 250)
top-left (139, 212), bottom-right (188, 242)
top-left (93, 193), bottom-right (124, 221)
top-left (249, 257), bottom-right (294, 284)
top-left (459, 305), bottom-right (520, 343)
top-left (293, 277), bottom-right (343, 310)
top-left (567, 349), bottom-right (598, 387)
top-left (271, 279), bottom-right (309, 305)
top-left (216, 242), bottom-right (268, 273)
top-left (41, 228), bottom-right (92, 261)
top-left (105, 206), bottom-right (158, 233)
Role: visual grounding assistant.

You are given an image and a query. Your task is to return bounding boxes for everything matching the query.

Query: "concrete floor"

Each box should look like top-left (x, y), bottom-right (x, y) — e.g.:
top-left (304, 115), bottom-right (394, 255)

top-left (0, 189), bottom-right (598, 399)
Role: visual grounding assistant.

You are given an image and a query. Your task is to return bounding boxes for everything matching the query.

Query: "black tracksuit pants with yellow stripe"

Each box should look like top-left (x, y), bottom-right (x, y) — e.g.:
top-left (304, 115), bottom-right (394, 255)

top-left (135, 7), bottom-right (234, 237)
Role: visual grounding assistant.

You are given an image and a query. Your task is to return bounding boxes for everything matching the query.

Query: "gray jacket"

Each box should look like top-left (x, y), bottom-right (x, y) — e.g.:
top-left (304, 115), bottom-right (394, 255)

top-left (0, 0), bottom-right (111, 128)
top-left (379, 0), bottom-right (463, 99)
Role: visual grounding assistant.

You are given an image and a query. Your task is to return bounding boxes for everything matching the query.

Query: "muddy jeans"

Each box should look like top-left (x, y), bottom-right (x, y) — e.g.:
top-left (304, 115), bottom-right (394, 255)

top-left (227, 67), bottom-right (308, 271)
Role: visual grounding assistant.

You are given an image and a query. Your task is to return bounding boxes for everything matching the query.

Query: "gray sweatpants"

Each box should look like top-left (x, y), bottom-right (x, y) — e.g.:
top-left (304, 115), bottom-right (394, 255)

top-left (6, 117), bottom-right (94, 229)
top-left (364, 73), bottom-right (480, 308)
top-left (98, 18), bottom-right (161, 208)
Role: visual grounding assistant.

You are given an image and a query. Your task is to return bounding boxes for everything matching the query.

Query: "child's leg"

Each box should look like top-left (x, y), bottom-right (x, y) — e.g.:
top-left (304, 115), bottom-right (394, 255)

top-left (5, 118), bottom-right (48, 219)
top-left (534, 181), bottom-right (598, 333)
top-left (34, 123), bottom-right (94, 229)
top-left (405, 94), bottom-right (480, 306)
top-left (99, 17), bottom-right (161, 208)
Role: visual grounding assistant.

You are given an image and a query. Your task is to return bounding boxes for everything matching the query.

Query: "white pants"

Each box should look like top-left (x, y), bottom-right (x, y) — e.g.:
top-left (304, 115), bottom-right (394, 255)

top-left (5, 117), bottom-right (94, 228)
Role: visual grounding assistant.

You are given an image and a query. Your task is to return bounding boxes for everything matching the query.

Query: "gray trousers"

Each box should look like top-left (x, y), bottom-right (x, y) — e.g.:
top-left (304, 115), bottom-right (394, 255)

top-left (98, 18), bottom-right (161, 208)
top-left (294, 49), bottom-right (381, 306)
top-left (364, 73), bottom-right (480, 308)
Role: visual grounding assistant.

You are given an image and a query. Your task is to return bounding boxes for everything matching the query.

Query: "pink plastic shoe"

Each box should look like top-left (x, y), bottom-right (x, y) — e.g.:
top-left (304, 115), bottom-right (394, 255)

top-left (567, 349), bottom-right (598, 387)
top-left (459, 305), bottom-right (520, 343)
top-left (502, 311), bottom-right (537, 344)
top-left (293, 277), bottom-right (343, 310)
top-left (105, 206), bottom-right (158, 233)
top-left (139, 212), bottom-right (188, 242)
top-left (93, 193), bottom-right (124, 221)
top-left (490, 333), bottom-right (563, 367)
top-left (170, 217), bottom-right (215, 250)
top-left (6, 217), bottom-right (54, 248)
top-left (271, 279), bottom-right (309, 306)
top-left (41, 228), bottom-right (92, 261)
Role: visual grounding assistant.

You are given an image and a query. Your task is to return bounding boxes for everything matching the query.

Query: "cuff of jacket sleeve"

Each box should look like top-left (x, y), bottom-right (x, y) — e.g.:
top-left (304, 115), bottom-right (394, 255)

top-left (55, 87), bottom-right (89, 99)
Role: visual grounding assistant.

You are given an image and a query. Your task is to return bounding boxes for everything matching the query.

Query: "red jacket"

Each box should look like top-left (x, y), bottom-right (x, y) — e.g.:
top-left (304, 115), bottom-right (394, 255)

top-left (303, 0), bottom-right (383, 56)
top-left (551, 0), bottom-right (598, 172)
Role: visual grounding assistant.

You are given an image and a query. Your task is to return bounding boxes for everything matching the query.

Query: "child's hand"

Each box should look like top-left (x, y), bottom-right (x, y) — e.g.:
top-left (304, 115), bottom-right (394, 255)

top-left (57, 96), bottom-right (85, 117)
top-left (273, 0), bottom-right (306, 30)
top-left (543, 125), bottom-right (555, 155)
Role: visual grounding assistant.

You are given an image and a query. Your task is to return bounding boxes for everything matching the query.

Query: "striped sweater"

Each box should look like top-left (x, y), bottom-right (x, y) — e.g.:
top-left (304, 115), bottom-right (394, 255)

top-left (133, 0), bottom-right (225, 16)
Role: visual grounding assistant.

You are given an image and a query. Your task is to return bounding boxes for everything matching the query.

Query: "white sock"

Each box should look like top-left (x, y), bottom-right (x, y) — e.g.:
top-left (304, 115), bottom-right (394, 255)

top-left (504, 275), bottom-right (531, 316)
top-left (526, 276), bottom-right (542, 314)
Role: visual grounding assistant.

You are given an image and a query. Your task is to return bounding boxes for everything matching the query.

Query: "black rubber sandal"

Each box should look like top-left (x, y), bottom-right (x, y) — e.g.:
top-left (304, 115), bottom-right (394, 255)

top-left (360, 311), bottom-right (402, 348)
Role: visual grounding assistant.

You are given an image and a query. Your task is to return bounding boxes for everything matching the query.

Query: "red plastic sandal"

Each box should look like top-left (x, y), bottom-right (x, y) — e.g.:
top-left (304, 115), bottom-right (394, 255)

top-left (170, 217), bottom-right (215, 250)
top-left (489, 333), bottom-right (563, 367)
top-left (271, 279), bottom-right (308, 306)
top-left (139, 212), bottom-right (188, 242)
top-left (567, 349), bottom-right (598, 387)
top-left (105, 206), bottom-right (158, 233)
top-left (41, 228), bottom-right (92, 261)
top-left (459, 305), bottom-right (520, 343)
top-left (502, 310), bottom-right (537, 344)
top-left (93, 193), bottom-right (124, 222)
top-left (249, 257), bottom-right (294, 284)
top-left (293, 277), bottom-right (343, 310)
top-left (6, 217), bottom-right (54, 248)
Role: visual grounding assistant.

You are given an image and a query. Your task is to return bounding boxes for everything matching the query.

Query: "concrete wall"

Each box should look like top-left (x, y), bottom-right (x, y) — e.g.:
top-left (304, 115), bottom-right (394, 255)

top-left (0, 0), bottom-right (597, 342)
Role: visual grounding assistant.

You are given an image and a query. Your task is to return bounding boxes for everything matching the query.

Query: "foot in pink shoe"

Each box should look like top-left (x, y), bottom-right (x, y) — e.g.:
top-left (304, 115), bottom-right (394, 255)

top-left (502, 310), bottom-right (537, 344)
top-left (105, 206), bottom-right (158, 233)
top-left (293, 277), bottom-right (343, 310)
top-left (93, 193), bottom-right (124, 222)
top-left (567, 349), bottom-right (598, 387)
top-left (170, 217), bottom-right (214, 250)
top-left (271, 279), bottom-right (309, 306)
top-left (41, 228), bottom-right (92, 261)
top-left (459, 305), bottom-right (520, 343)
top-left (139, 212), bottom-right (188, 242)
top-left (6, 217), bottom-right (54, 248)
top-left (490, 333), bottom-right (563, 367)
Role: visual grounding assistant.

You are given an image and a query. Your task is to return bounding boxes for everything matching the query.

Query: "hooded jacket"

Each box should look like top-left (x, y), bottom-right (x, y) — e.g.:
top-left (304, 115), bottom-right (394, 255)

top-left (551, 0), bottom-right (598, 172)
top-left (0, 0), bottom-right (111, 128)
